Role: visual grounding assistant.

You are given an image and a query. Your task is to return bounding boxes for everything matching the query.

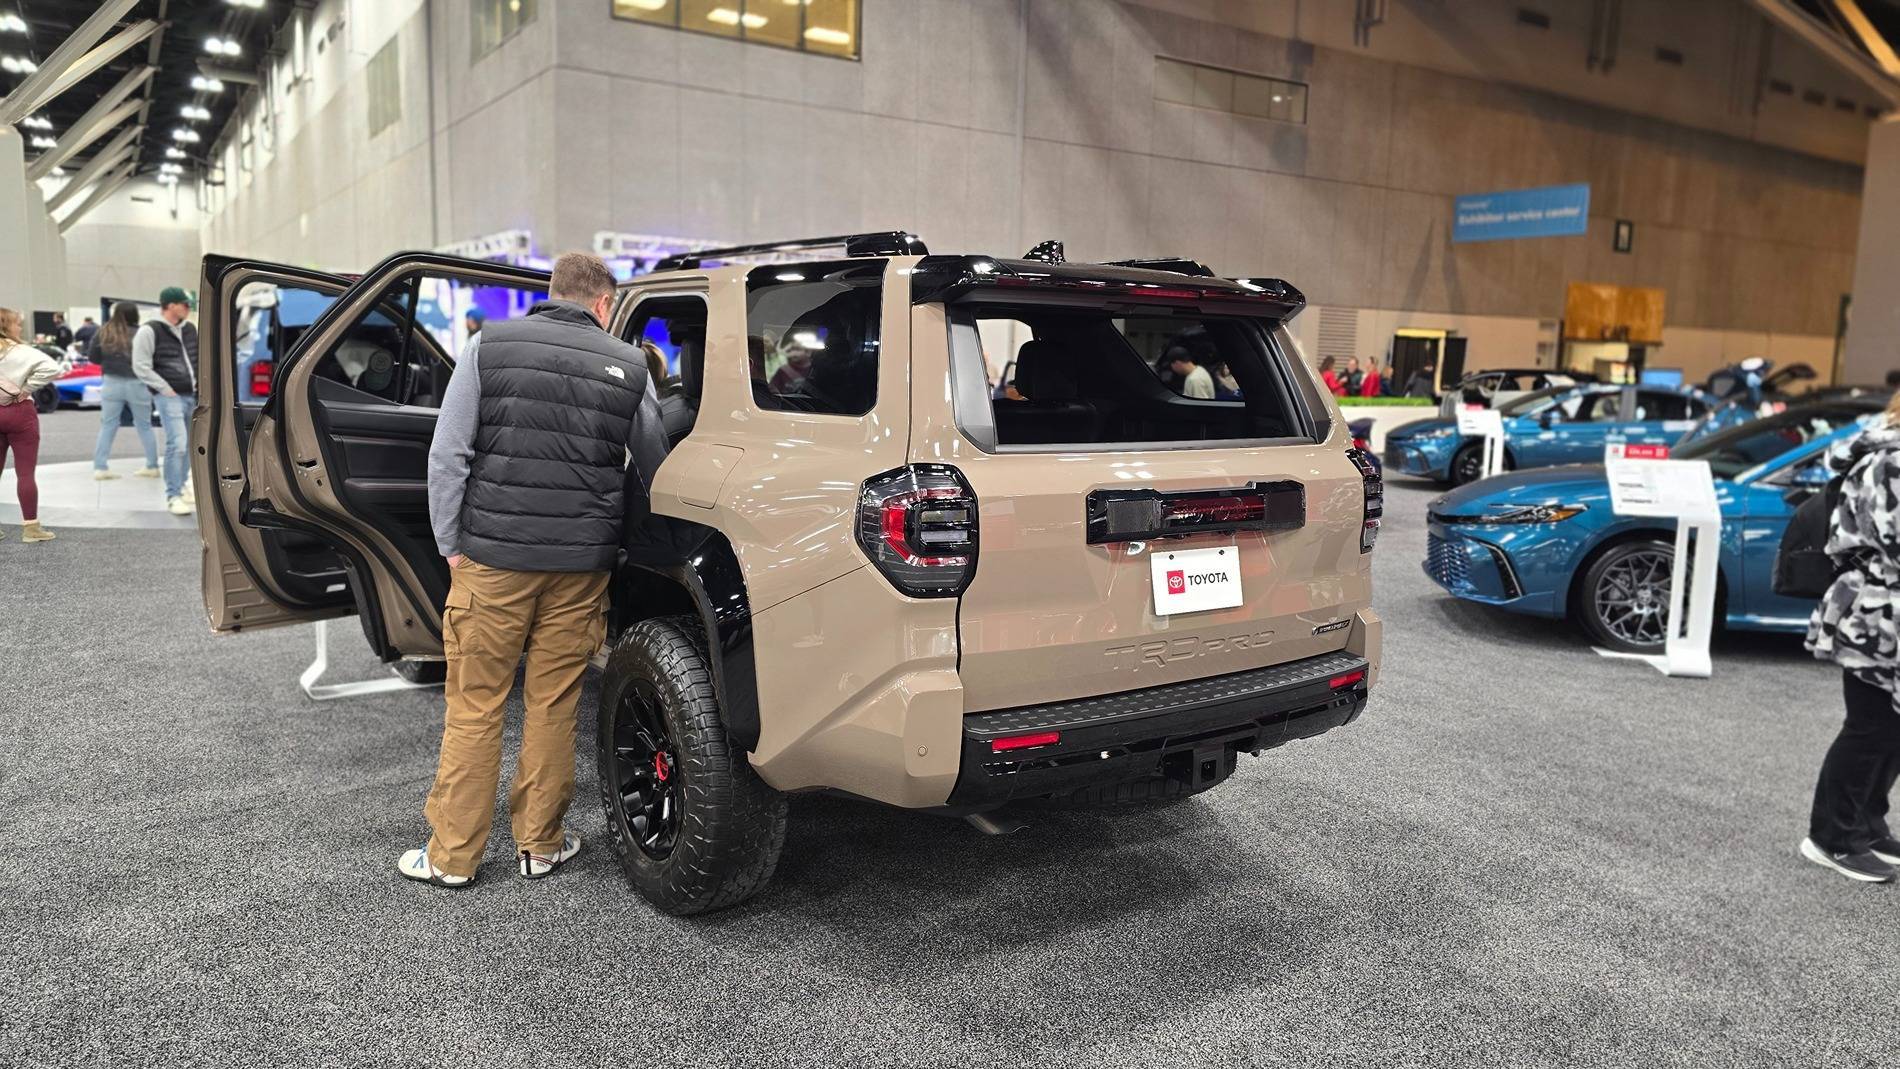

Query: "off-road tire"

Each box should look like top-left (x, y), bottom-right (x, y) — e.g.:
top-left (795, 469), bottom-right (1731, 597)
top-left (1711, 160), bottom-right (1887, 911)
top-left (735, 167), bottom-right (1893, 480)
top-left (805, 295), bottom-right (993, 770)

top-left (596, 615), bottom-right (786, 915)
top-left (391, 659), bottom-right (447, 685)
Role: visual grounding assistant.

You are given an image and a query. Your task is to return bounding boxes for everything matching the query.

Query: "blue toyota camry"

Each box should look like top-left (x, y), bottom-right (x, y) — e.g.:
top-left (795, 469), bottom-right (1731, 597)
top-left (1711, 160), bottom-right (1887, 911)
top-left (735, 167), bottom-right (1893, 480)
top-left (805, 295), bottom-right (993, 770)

top-left (1421, 397), bottom-right (1882, 652)
top-left (1385, 382), bottom-right (1716, 485)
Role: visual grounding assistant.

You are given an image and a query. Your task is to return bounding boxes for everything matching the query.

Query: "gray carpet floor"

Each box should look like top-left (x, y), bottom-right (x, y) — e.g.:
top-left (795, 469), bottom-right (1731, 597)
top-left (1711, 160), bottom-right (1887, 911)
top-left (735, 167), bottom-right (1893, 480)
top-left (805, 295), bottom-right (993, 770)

top-left (1, 478), bottom-right (1894, 1067)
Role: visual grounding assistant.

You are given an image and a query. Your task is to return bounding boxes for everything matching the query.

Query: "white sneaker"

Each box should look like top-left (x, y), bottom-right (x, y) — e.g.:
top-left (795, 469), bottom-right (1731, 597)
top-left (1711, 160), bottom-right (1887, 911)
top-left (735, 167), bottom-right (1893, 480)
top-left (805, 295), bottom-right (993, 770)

top-left (181, 483), bottom-right (196, 504)
top-left (398, 846), bottom-right (472, 888)
top-left (132, 467), bottom-right (160, 478)
top-left (92, 470), bottom-right (120, 481)
top-left (167, 497), bottom-right (193, 516)
top-left (518, 831), bottom-right (582, 879)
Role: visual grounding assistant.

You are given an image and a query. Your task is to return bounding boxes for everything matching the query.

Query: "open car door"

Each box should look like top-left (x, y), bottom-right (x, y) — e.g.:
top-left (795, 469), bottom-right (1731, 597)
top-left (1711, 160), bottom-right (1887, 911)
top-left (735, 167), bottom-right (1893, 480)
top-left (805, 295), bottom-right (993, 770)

top-left (195, 252), bottom-right (551, 664)
top-left (194, 256), bottom-right (355, 634)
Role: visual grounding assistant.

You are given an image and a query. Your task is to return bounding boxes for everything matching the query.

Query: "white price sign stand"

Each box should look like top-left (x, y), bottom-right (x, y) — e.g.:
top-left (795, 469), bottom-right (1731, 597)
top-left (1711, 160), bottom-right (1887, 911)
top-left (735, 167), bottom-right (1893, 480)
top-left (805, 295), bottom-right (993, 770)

top-left (1595, 458), bottom-right (1721, 678)
top-left (1455, 406), bottom-right (1506, 480)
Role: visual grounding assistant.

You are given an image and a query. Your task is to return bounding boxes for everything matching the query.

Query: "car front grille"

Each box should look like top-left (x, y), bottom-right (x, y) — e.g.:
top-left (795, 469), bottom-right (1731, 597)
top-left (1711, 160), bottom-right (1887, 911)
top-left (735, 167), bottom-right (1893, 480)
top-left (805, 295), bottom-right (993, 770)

top-left (1426, 533), bottom-right (1471, 592)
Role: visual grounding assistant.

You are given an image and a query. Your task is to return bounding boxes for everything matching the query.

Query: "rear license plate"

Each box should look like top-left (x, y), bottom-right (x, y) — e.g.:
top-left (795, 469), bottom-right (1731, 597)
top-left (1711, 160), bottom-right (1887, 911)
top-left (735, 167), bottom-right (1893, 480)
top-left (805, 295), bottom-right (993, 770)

top-left (1150, 544), bottom-right (1244, 616)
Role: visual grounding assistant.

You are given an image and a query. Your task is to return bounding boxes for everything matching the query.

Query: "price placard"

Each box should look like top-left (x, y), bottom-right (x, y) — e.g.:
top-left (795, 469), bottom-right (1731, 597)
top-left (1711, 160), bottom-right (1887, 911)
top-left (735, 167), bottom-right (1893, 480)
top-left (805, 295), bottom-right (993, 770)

top-left (1455, 407), bottom-right (1503, 437)
top-left (1605, 458), bottom-right (1718, 521)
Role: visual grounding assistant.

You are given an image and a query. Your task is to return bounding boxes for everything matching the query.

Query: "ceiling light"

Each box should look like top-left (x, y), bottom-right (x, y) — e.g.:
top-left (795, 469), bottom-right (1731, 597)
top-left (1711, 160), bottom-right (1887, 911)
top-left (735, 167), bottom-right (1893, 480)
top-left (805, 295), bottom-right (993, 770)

top-left (28, 134), bottom-right (52, 148)
top-left (21, 114), bottom-right (49, 129)
top-left (173, 127), bottom-right (201, 143)
top-left (180, 104), bottom-right (211, 120)
top-left (191, 75), bottom-right (225, 93)
top-left (0, 14), bottom-right (25, 34)
top-left (204, 36), bottom-right (241, 57)
top-left (706, 7), bottom-right (767, 28)
top-left (49, 166), bottom-right (64, 177)
top-left (225, 0), bottom-right (266, 8)
top-left (1, 54), bottom-right (37, 73)
top-left (157, 173), bottom-right (179, 185)
top-left (166, 146), bottom-right (187, 159)
top-left (804, 26), bottom-right (851, 46)
top-left (159, 163), bottom-right (182, 174)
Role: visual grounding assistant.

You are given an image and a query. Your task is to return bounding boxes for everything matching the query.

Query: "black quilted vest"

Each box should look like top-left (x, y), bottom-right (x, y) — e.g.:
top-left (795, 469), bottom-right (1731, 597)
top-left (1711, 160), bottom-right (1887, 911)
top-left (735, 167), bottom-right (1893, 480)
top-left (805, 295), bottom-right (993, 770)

top-left (148, 319), bottom-right (198, 394)
top-left (459, 300), bottom-right (648, 573)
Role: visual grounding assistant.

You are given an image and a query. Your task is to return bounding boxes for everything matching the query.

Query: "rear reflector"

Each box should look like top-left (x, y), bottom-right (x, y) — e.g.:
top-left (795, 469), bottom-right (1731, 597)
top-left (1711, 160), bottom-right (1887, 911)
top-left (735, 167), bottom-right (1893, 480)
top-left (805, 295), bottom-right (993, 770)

top-left (990, 731), bottom-right (1061, 753)
top-left (1086, 481), bottom-right (1304, 545)
top-left (1329, 670), bottom-right (1366, 689)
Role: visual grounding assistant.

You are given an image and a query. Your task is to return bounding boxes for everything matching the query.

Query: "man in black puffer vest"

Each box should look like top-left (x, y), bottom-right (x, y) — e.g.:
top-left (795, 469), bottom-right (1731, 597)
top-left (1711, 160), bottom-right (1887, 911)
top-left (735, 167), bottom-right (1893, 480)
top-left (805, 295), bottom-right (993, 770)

top-left (403, 252), bottom-right (666, 889)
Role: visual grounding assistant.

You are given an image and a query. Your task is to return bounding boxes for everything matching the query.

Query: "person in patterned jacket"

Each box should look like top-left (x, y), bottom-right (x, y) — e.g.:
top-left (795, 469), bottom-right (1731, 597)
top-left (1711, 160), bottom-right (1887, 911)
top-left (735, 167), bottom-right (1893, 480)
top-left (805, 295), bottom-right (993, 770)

top-left (1802, 403), bottom-right (1900, 882)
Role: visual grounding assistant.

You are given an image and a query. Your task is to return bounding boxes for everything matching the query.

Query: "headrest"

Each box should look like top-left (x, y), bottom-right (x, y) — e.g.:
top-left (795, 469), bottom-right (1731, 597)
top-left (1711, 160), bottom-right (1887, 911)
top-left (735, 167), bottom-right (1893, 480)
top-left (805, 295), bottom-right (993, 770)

top-left (1014, 339), bottom-right (1078, 401)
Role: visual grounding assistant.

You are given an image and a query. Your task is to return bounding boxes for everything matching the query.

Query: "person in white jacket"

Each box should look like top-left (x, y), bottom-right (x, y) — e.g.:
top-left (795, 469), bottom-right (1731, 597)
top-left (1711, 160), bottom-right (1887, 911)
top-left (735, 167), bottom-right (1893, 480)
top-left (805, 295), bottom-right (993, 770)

top-left (0, 307), bottom-right (61, 543)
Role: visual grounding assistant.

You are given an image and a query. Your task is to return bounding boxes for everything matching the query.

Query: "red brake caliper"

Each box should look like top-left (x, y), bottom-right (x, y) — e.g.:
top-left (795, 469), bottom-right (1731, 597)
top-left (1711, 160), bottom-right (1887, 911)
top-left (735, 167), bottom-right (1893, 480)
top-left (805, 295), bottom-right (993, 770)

top-left (653, 751), bottom-right (671, 783)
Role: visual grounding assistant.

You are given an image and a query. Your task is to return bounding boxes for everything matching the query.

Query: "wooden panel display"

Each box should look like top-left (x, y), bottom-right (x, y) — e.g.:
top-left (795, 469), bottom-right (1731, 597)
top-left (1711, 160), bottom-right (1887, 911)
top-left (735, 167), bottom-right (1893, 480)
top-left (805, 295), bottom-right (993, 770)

top-left (1564, 282), bottom-right (1665, 344)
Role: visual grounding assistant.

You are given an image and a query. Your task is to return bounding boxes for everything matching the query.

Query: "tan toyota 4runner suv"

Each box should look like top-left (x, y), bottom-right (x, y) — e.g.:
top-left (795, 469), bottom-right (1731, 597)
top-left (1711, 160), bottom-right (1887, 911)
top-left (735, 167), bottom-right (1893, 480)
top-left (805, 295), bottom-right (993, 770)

top-left (191, 232), bottom-right (1382, 915)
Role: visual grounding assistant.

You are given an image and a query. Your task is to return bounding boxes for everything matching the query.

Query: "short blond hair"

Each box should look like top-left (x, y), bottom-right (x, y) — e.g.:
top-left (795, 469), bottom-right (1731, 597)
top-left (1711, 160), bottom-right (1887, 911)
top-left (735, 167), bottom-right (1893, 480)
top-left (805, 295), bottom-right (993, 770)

top-left (0, 307), bottom-right (21, 343)
top-left (549, 252), bottom-right (617, 305)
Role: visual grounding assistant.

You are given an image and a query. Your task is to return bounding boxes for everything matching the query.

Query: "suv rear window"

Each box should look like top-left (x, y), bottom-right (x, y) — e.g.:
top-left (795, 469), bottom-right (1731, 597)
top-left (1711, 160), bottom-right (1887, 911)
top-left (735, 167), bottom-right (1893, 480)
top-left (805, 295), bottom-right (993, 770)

top-left (947, 301), bottom-right (1306, 449)
top-left (745, 262), bottom-right (882, 416)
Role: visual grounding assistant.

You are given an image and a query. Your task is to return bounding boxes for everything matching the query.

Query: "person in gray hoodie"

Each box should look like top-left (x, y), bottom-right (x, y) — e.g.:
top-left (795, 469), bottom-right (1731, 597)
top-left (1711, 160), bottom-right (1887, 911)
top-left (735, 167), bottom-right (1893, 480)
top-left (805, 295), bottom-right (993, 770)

top-left (1803, 395), bottom-right (1900, 882)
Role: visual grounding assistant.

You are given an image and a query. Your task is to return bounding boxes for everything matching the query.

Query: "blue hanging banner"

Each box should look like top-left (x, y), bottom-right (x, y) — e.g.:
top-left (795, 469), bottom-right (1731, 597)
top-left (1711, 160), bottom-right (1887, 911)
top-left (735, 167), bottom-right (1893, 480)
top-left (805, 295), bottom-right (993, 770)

top-left (1453, 183), bottom-right (1591, 243)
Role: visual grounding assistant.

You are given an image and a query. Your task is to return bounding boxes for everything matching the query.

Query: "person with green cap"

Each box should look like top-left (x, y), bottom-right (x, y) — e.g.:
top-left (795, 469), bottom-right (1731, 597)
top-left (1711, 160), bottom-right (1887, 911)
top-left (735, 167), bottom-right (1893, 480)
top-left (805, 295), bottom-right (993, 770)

top-left (132, 287), bottom-right (199, 515)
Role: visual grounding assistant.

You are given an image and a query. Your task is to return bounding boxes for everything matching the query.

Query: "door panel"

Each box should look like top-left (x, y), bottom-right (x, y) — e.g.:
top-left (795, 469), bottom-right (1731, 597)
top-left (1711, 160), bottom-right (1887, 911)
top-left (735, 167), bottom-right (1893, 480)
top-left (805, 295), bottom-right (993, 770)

top-left (257, 254), bottom-right (551, 659)
top-left (192, 257), bottom-right (355, 633)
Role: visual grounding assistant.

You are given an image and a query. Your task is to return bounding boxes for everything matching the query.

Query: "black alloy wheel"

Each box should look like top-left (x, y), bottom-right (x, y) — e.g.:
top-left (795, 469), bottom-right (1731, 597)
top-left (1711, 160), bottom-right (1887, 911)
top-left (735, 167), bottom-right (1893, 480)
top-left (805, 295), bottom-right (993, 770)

top-left (607, 677), bottom-right (681, 860)
top-left (1449, 441), bottom-right (1500, 486)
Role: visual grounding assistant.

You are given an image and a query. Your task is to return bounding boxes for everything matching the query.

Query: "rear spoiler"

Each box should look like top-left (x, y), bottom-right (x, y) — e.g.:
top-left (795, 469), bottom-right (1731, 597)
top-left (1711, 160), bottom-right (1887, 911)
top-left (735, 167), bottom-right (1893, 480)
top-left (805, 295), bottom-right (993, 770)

top-left (907, 255), bottom-right (1306, 321)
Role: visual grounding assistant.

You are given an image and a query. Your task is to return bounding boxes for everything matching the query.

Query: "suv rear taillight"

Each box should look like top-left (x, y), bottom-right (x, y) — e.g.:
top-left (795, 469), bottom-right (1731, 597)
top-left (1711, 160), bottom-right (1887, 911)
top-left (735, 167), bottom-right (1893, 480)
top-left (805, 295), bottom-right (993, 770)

top-left (250, 360), bottom-right (273, 398)
top-left (856, 464), bottom-right (979, 597)
top-left (1347, 447), bottom-right (1382, 553)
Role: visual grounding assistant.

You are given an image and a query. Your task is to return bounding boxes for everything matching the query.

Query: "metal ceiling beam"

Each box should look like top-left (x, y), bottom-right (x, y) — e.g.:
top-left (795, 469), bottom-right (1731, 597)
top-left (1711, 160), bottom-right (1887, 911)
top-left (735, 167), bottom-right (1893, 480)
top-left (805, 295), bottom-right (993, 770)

top-left (45, 128), bottom-right (139, 214)
top-left (21, 19), bottom-right (162, 120)
top-left (1745, 0), bottom-right (1900, 105)
top-left (0, 0), bottom-right (142, 126)
top-left (25, 65), bottom-right (152, 182)
top-left (1831, 0), bottom-right (1900, 78)
top-left (57, 162), bottom-right (137, 234)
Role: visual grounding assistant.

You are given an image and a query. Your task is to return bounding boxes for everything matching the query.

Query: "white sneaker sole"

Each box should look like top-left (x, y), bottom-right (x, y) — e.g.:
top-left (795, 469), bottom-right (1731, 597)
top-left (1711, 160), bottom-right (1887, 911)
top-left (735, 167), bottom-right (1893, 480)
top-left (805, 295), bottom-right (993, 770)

top-left (1800, 838), bottom-right (1894, 883)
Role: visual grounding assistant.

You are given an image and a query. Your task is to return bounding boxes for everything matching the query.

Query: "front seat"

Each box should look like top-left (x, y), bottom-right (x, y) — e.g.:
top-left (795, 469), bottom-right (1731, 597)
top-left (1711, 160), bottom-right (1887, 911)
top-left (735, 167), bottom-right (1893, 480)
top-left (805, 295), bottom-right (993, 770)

top-left (992, 339), bottom-right (1098, 445)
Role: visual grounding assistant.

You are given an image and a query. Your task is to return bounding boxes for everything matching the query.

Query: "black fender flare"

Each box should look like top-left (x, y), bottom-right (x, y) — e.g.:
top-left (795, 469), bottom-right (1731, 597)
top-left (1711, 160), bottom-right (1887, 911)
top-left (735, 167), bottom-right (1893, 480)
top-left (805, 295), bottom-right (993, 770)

top-left (615, 518), bottom-right (759, 752)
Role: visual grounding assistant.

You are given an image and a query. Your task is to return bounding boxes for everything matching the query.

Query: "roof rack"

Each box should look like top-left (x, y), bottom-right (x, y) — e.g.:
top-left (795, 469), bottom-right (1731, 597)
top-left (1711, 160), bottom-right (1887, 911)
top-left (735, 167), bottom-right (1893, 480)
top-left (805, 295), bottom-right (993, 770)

top-left (652, 231), bottom-right (927, 271)
top-left (1103, 257), bottom-right (1216, 277)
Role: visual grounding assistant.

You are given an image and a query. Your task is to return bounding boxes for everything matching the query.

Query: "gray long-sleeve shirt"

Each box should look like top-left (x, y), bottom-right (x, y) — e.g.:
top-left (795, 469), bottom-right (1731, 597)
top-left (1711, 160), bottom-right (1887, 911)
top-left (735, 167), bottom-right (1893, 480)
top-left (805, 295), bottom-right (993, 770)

top-left (426, 334), bottom-right (669, 559)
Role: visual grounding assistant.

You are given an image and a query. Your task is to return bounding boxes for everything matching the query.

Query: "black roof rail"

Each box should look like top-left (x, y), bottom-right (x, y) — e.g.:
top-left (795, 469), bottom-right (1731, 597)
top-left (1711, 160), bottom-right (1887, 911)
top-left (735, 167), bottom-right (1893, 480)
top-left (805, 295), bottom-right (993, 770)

top-left (653, 231), bottom-right (927, 271)
top-left (1103, 256), bottom-right (1216, 277)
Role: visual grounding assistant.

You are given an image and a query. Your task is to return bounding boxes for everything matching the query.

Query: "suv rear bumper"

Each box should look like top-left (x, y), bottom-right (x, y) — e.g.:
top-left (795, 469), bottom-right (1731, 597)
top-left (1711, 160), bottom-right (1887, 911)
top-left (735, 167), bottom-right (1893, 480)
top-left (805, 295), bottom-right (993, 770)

top-left (947, 649), bottom-right (1370, 807)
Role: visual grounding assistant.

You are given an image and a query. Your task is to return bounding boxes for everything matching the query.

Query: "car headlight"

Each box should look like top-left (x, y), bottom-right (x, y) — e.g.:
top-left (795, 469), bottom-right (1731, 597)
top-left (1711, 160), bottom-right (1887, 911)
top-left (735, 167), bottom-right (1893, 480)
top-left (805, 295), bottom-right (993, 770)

top-left (1462, 504), bottom-right (1587, 524)
top-left (1408, 426), bottom-right (1457, 440)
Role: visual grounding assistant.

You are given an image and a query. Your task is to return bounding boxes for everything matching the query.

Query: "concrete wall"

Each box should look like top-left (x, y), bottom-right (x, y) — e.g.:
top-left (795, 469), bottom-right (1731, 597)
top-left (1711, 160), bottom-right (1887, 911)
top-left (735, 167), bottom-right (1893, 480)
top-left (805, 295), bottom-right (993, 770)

top-left (57, 176), bottom-right (204, 316)
top-left (197, 0), bottom-right (1871, 378)
top-left (1842, 116), bottom-right (1900, 386)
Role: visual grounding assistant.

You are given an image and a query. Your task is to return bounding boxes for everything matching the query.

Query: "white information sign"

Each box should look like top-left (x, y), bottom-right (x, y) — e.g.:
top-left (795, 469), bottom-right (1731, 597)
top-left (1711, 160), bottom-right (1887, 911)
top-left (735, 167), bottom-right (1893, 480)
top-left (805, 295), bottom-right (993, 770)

top-left (1150, 544), bottom-right (1244, 616)
top-left (1454, 406), bottom-right (1506, 480)
top-left (1598, 458), bottom-right (1721, 678)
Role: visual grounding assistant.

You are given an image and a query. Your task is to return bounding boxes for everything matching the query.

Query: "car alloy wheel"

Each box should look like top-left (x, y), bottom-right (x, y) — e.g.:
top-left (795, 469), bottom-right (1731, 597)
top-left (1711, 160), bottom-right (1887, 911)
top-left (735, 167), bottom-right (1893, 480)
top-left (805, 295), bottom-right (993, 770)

top-left (1591, 545), bottom-right (1673, 649)
top-left (607, 678), bottom-right (681, 860)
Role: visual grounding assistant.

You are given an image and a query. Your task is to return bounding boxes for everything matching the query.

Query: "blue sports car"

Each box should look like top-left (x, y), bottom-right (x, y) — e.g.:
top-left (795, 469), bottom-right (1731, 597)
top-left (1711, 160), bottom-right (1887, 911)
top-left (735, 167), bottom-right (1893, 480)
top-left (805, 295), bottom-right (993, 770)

top-left (1385, 382), bottom-right (1716, 485)
top-left (1422, 397), bottom-right (1882, 652)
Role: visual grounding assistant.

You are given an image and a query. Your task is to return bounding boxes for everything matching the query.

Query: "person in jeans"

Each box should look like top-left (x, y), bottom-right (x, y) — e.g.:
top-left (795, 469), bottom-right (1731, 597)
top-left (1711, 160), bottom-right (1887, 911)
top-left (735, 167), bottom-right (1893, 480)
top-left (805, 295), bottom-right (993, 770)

top-left (400, 252), bottom-right (666, 888)
top-left (1803, 395), bottom-right (1900, 882)
top-left (0, 307), bottom-right (60, 543)
top-left (131, 287), bottom-right (198, 515)
top-left (88, 302), bottom-right (159, 481)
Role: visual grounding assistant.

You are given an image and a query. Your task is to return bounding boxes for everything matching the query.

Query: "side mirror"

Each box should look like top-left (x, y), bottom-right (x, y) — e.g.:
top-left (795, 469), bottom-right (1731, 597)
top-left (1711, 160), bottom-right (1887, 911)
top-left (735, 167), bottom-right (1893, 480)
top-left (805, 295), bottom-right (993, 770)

top-left (1538, 410), bottom-right (1558, 428)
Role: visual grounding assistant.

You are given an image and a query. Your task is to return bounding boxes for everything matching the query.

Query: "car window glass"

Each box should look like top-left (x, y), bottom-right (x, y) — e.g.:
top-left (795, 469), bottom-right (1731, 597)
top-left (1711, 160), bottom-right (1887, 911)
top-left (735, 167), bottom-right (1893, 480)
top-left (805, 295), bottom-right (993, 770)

top-left (309, 272), bottom-right (547, 408)
top-left (231, 280), bottom-right (339, 405)
top-left (1677, 408), bottom-right (1868, 480)
top-left (745, 261), bottom-right (882, 416)
top-left (1636, 390), bottom-right (1693, 421)
top-left (623, 296), bottom-right (708, 386)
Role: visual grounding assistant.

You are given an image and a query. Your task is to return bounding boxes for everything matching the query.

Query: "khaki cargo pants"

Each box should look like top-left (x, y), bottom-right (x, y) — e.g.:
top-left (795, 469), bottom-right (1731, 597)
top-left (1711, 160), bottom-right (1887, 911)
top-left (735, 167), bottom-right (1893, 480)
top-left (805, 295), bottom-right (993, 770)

top-left (423, 558), bottom-right (610, 878)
